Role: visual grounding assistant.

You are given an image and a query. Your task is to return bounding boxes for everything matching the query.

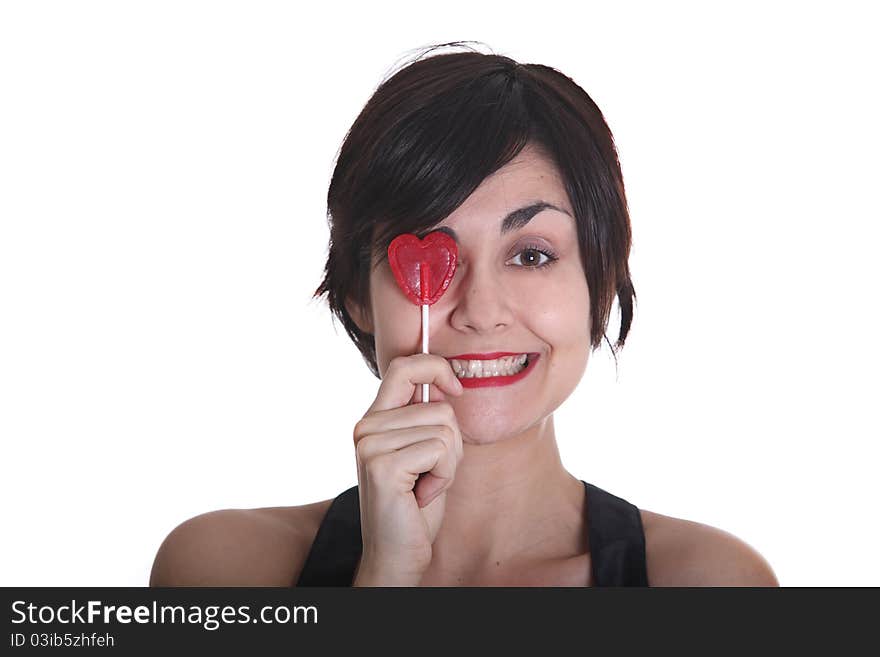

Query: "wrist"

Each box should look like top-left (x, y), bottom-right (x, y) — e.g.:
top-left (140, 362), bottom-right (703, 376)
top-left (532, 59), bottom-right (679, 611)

top-left (353, 557), bottom-right (427, 587)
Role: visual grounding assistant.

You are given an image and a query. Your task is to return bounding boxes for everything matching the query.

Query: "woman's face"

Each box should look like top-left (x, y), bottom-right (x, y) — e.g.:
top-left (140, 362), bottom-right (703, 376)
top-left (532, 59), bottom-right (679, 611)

top-left (356, 143), bottom-right (591, 445)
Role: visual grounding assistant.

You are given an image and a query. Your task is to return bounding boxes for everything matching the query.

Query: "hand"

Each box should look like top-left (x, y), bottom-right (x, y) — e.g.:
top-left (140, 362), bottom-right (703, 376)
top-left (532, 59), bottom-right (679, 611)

top-left (352, 353), bottom-right (464, 582)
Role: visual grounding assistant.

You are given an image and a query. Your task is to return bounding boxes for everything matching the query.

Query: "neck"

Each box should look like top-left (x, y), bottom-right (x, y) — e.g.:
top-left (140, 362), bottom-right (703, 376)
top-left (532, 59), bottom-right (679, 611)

top-left (429, 414), bottom-right (585, 571)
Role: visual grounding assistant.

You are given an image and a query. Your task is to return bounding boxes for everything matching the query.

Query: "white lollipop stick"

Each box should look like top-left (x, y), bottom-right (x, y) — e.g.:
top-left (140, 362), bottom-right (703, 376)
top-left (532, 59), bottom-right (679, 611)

top-left (418, 261), bottom-right (431, 404)
top-left (421, 302), bottom-right (429, 403)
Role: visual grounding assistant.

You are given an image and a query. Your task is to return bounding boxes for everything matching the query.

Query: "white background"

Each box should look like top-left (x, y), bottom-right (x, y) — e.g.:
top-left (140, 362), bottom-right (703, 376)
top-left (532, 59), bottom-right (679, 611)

top-left (1, 1), bottom-right (877, 586)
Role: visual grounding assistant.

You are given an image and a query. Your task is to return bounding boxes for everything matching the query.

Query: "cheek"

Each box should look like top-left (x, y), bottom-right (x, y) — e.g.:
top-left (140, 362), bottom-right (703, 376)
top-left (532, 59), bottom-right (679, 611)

top-left (522, 272), bottom-right (590, 339)
top-left (530, 307), bottom-right (589, 351)
top-left (531, 281), bottom-right (591, 390)
top-left (371, 284), bottom-right (422, 371)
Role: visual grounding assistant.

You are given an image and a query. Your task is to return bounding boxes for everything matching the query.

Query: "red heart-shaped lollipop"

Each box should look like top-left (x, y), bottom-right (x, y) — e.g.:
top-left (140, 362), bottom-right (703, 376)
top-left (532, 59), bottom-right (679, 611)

top-left (387, 231), bottom-right (458, 305)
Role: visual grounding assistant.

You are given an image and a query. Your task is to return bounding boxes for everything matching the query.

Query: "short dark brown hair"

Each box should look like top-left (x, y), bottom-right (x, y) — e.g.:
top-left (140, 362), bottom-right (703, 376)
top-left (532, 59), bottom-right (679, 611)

top-left (314, 42), bottom-right (636, 379)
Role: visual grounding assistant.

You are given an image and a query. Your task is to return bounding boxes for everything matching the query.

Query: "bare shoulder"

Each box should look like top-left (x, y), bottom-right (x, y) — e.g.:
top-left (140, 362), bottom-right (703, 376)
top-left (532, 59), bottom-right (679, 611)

top-left (149, 499), bottom-right (335, 587)
top-left (639, 508), bottom-right (779, 587)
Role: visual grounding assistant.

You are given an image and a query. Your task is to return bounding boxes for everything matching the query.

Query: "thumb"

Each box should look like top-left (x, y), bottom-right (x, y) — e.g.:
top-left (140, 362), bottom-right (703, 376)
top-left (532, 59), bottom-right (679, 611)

top-left (414, 472), bottom-right (449, 507)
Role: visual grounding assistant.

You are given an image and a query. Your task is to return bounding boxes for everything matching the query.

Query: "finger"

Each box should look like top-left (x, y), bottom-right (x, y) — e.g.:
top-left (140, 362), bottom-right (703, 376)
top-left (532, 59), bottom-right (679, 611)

top-left (368, 438), bottom-right (452, 495)
top-left (411, 382), bottom-right (442, 405)
top-left (368, 354), bottom-right (463, 414)
top-left (356, 424), bottom-right (458, 467)
top-left (396, 438), bottom-right (456, 488)
top-left (355, 401), bottom-right (458, 445)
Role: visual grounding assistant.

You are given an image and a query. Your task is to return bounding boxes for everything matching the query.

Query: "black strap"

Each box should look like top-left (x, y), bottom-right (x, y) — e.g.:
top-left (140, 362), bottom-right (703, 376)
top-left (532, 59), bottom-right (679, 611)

top-left (295, 484), bottom-right (363, 586)
top-left (583, 481), bottom-right (649, 586)
top-left (295, 480), bottom-right (648, 586)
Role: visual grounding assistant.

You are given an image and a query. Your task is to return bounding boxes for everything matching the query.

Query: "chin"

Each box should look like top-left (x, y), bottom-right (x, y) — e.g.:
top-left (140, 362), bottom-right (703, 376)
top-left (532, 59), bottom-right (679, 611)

top-left (461, 431), bottom-right (508, 446)
top-left (457, 412), bottom-right (535, 446)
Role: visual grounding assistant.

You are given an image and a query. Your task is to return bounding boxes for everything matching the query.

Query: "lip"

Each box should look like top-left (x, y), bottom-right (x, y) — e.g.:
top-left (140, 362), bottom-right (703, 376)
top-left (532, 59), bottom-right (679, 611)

top-left (448, 352), bottom-right (541, 389)
top-left (446, 351), bottom-right (529, 360)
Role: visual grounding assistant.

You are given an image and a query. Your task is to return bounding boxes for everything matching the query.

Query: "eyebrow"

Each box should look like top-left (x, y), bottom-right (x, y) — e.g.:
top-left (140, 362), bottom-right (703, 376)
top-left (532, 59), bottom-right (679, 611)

top-left (427, 201), bottom-right (571, 243)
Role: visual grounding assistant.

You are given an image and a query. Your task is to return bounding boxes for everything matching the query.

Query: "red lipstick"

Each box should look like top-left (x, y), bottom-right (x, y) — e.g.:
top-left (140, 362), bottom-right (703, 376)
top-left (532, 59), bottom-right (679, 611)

top-left (446, 352), bottom-right (540, 389)
top-left (447, 351), bottom-right (524, 360)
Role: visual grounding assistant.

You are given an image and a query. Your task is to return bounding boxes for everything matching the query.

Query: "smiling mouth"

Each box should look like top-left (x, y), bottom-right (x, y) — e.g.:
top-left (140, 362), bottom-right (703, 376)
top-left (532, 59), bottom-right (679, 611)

top-left (448, 353), bottom-right (540, 388)
top-left (449, 354), bottom-right (531, 378)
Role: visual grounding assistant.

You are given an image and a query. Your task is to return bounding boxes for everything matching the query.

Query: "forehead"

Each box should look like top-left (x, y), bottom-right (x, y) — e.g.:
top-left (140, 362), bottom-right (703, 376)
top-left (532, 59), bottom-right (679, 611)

top-left (441, 144), bottom-right (572, 230)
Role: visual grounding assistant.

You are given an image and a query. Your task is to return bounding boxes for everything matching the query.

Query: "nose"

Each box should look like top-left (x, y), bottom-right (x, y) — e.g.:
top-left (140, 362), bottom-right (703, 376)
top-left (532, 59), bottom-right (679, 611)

top-left (445, 258), bottom-right (515, 333)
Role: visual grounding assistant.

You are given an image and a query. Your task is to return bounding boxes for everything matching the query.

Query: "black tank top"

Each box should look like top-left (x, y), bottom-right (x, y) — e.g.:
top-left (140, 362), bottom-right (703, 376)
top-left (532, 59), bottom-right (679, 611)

top-left (295, 480), bottom-right (649, 586)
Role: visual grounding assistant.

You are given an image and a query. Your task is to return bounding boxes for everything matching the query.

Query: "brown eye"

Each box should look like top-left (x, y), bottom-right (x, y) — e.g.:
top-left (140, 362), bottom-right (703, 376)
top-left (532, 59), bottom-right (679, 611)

top-left (507, 246), bottom-right (556, 268)
top-left (521, 248), bottom-right (544, 266)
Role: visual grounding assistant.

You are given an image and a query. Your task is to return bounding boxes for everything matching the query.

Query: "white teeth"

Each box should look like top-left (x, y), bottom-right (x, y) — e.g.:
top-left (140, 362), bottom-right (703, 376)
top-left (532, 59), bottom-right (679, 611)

top-left (450, 354), bottom-right (529, 379)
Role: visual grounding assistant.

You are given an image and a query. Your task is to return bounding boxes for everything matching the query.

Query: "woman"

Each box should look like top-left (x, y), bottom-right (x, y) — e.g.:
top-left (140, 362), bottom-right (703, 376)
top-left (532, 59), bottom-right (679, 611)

top-left (150, 43), bottom-right (779, 587)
